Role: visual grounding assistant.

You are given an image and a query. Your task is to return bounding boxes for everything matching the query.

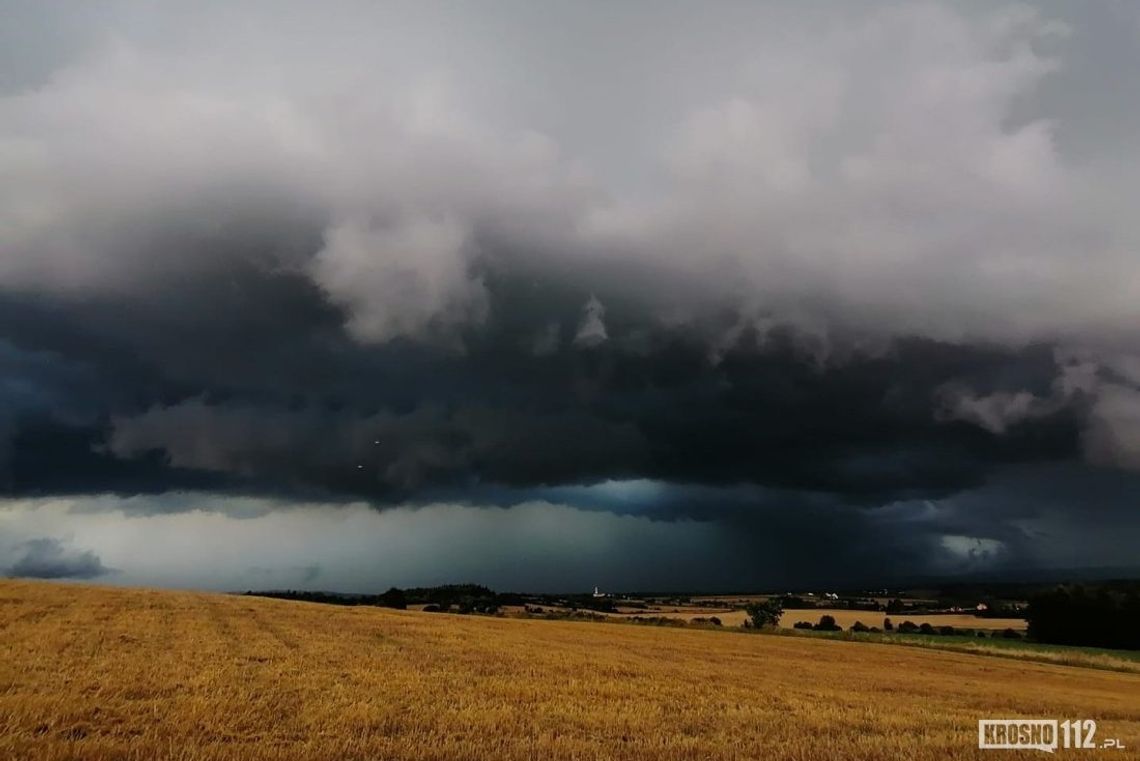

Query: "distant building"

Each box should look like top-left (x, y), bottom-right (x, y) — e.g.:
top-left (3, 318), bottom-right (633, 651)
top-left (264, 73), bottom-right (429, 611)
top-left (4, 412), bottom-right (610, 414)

top-left (593, 586), bottom-right (605, 598)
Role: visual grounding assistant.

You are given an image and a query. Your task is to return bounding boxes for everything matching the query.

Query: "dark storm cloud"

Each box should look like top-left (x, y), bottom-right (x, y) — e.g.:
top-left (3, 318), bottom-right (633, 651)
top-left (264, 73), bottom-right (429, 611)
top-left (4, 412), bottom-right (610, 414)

top-left (6, 294), bottom-right (1077, 509)
top-left (1, 1), bottom-right (1139, 586)
top-left (5, 537), bottom-right (110, 579)
top-left (0, 203), bottom-right (1109, 520)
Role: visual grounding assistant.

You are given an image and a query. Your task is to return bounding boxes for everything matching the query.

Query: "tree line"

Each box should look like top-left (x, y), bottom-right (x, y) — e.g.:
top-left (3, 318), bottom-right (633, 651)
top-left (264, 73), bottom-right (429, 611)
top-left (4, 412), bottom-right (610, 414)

top-left (1026, 585), bottom-right (1140, 650)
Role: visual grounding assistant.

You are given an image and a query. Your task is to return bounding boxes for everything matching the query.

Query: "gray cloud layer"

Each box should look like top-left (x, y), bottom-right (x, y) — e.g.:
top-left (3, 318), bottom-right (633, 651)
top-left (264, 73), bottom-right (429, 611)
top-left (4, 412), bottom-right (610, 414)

top-left (4, 537), bottom-right (109, 579)
top-left (1, 1), bottom-right (1139, 586)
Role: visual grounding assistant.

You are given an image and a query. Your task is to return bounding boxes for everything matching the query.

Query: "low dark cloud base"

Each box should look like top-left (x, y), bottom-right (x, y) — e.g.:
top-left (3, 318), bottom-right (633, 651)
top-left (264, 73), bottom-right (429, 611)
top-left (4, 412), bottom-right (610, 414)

top-left (0, 272), bottom-right (1085, 508)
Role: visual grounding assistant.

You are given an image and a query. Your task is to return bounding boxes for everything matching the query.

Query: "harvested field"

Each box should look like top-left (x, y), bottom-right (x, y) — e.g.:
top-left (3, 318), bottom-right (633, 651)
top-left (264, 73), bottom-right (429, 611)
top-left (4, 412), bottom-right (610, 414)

top-left (2, 580), bottom-right (1137, 761)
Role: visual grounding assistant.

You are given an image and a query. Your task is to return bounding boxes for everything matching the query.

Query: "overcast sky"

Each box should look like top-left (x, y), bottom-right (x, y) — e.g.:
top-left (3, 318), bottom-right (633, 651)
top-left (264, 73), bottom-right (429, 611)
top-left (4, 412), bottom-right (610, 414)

top-left (2, 1), bottom-right (1139, 592)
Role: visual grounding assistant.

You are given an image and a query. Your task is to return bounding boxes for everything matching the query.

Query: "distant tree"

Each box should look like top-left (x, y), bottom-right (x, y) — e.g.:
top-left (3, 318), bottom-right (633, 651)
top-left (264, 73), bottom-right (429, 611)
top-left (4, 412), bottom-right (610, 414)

top-left (793, 621), bottom-right (814, 630)
top-left (897, 621), bottom-right (918, 633)
top-left (376, 587), bottom-right (407, 610)
top-left (851, 620), bottom-right (869, 633)
top-left (886, 598), bottom-right (906, 613)
top-left (745, 599), bottom-right (784, 629)
top-left (938, 626), bottom-right (955, 636)
top-left (813, 615), bottom-right (840, 632)
top-left (919, 623), bottom-right (935, 635)
top-left (883, 617), bottom-right (893, 631)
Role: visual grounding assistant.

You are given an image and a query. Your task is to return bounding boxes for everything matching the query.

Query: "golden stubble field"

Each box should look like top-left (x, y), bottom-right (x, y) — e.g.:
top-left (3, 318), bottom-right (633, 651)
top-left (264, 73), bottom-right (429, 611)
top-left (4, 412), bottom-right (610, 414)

top-left (2, 580), bottom-right (1138, 761)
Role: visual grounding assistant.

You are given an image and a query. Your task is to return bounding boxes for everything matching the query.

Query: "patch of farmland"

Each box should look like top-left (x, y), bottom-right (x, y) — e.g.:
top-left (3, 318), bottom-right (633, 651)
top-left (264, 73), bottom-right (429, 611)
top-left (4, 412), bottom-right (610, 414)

top-left (779, 608), bottom-right (1027, 631)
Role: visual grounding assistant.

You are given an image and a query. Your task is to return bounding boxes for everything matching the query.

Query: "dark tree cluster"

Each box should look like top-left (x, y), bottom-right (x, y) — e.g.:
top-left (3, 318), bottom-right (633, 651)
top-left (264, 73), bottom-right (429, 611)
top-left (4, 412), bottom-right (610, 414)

top-left (790, 615), bottom-right (845, 632)
top-left (744, 599), bottom-right (784, 628)
top-left (1027, 585), bottom-right (1140, 650)
top-left (244, 583), bottom-right (507, 613)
